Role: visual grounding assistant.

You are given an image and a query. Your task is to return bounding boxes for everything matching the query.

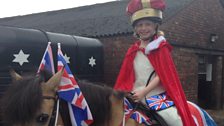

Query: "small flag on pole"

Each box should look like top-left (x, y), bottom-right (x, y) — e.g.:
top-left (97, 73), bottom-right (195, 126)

top-left (124, 98), bottom-right (152, 125)
top-left (57, 43), bottom-right (93, 126)
top-left (37, 42), bottom-right (55, 74)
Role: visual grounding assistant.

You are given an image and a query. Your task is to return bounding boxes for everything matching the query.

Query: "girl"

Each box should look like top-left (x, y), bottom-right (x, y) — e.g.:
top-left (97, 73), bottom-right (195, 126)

top-left (114, 0), bottom-right (196, 126)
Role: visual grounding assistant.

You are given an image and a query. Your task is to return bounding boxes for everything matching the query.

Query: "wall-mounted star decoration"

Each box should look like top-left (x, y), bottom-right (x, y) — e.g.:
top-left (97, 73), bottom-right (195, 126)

top-left (13, 50), bottom-right (30, 66)
top-left (63, 54), bottom-right (70, 64)
top-left (89, 56), bottom-right (96, 67)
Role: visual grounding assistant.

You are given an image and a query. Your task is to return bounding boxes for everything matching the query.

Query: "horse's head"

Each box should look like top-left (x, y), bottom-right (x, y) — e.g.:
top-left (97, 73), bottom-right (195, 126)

top-left (1, 69), bottom-right (63, 126)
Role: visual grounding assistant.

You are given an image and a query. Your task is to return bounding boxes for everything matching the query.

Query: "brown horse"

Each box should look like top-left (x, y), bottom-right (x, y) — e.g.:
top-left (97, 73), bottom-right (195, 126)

top-left (1, 70), bottom-right (164, 126)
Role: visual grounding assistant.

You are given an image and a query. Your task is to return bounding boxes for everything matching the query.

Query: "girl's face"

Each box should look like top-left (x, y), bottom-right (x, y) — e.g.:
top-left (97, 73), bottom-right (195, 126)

top-left (134, 19), bottom-right (157, 41)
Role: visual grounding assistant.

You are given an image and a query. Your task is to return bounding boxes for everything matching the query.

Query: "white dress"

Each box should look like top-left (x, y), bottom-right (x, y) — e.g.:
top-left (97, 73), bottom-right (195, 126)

top-left (133, 51), bottom-right (183, 126)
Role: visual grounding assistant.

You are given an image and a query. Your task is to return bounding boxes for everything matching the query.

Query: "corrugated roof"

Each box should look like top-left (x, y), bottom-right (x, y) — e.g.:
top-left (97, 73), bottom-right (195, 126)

top-left (0, 0), bottom-right (194, 37)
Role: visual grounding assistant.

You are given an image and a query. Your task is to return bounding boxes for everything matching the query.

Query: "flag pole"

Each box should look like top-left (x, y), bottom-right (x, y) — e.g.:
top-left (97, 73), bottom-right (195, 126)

top-left (57, 43), bottom-right (61, 49)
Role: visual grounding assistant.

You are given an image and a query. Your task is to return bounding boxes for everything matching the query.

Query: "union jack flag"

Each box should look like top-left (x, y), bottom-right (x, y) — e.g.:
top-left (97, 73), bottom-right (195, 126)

top-left (124, 98), bottom-right (133, 115)
top-left (57, 43), bottom-right (93, 126)
top-left (131, 111), bottom-right (152, 125)
top-left (124, 98), bottom-right (152, 125)
top-left (37, 42), bottom-right (55, 74)
top-left (146, 93), bottom-right (174, 111)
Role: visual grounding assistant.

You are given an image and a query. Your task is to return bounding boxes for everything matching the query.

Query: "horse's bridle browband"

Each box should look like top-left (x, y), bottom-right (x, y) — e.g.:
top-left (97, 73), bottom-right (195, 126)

top-left (42, 96), bottom-right (57, 101)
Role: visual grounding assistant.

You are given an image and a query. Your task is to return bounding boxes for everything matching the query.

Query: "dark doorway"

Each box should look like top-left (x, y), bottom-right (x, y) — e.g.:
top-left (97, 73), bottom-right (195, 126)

top-left (198, 55), bottom-right (213, 109)
top-left (198, 74), bottom-right (212, 108)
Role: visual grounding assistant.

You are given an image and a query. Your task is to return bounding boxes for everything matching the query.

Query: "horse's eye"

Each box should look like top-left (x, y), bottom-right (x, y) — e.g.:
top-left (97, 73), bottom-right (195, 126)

top-left (36, 113), bottom-right (49, 123)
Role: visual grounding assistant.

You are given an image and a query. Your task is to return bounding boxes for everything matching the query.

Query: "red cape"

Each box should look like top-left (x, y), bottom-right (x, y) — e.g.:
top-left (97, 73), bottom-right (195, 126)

top-left (114, 40), bottom-right (196, 126)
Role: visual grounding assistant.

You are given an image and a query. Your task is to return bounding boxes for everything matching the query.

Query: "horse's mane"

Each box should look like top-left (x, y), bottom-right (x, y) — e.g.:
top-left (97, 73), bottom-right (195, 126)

top-left (0, 71), bottom-right (49, 125)
top-left (78, 81), bottom-right (124, 126)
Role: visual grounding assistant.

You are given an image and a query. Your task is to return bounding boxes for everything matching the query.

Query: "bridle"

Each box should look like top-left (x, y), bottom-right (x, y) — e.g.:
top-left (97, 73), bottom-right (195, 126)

top-left (36, 95), bottom-right (59, 126)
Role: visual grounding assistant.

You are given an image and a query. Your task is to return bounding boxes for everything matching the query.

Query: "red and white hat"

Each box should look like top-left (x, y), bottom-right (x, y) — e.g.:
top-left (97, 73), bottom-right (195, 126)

top-left (126, 0), bottom-right (166, 25)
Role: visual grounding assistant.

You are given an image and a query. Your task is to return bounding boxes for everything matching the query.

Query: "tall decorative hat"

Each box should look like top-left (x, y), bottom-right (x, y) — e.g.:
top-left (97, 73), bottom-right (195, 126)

top-left (126, 0), bottom-right (166, 25)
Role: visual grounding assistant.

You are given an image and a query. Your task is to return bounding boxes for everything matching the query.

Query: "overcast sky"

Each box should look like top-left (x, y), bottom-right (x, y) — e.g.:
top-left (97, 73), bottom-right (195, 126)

top-left (0, 0), bottom-right (117, 18)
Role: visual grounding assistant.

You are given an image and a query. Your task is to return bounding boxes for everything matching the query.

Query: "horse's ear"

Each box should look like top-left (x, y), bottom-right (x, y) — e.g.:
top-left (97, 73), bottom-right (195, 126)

top-left (9, 69), bottom-right (22, 81)
top-left (45, 68), bottom-right (64, 91)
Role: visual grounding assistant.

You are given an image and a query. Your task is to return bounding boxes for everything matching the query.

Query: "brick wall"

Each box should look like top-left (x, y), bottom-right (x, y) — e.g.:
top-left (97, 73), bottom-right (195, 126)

top-left (172, 47), bottom-right (198, 102)
top-left (161, 0), bottom-right (224, 49)
top-left (100, 35), bottom-right (136, 87)
top-left (98, 0), bottom-right (224, 102)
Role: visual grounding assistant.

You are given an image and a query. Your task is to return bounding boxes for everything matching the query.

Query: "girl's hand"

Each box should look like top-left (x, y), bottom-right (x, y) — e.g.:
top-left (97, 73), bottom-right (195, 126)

top-left (132, 89), bottom-right (147, 102)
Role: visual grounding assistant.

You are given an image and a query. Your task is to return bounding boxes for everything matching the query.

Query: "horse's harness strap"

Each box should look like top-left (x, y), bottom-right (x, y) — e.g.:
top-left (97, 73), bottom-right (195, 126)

top-left (43, 96), bottom-right (57, 101)
top-left (146, 70), bottom-right (155, 87)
